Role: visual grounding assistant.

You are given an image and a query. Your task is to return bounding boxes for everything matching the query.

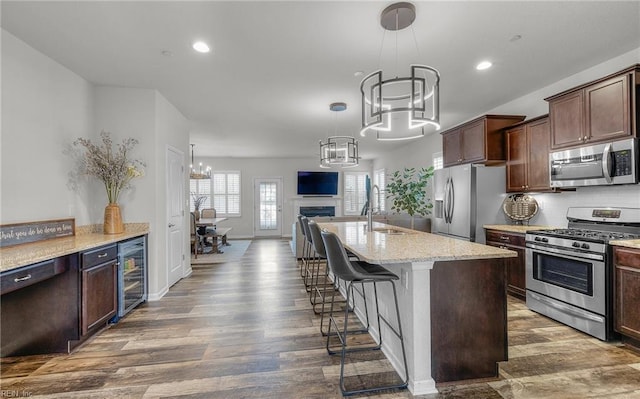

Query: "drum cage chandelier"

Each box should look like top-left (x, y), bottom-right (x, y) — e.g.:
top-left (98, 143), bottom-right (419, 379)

top-left (360, 2), bottom-right (441, 141)
top-left (319, 102), bottom-right (359, 168)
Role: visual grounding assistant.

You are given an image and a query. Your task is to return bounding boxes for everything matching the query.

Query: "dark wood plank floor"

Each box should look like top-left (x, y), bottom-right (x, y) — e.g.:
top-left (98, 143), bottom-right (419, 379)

top-left (2, 239), bottom-right (640, 398)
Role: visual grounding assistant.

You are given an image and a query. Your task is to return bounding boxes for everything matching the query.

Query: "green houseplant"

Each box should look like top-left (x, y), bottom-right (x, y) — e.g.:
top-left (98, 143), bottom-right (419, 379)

top-left (386, 166), bottom-right (435, 228)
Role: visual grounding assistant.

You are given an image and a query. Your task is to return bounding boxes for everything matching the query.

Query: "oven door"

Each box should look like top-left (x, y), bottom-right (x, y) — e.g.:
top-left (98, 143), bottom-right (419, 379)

top-left (525, 245), bottom-right (605, 315)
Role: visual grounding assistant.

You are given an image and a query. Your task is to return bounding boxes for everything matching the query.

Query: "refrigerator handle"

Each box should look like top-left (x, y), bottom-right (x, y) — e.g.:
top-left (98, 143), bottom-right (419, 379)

top-left (448, 176), bottom-right (455, 224)
top-left (443, 177), bottom-right (450, 223)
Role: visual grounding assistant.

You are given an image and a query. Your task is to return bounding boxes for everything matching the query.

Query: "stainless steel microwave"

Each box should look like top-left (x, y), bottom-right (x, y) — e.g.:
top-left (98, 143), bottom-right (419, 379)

top-left (550, 138), bottom-right (638, 187)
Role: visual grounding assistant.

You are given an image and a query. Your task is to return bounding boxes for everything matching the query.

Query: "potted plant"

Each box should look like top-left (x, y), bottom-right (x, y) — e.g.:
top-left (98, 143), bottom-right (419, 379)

top-left (385, 166), bottom-right (435, 230)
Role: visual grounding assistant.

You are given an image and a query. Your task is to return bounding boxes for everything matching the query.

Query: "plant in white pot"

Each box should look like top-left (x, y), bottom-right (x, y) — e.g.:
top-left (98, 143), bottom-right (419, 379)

top-left (385, 166), bottom-right (435, 230)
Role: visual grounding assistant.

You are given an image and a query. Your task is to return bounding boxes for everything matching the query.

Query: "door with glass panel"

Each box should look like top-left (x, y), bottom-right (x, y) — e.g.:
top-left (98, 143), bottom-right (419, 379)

top-left (254, 177), bottom-right (283, 237)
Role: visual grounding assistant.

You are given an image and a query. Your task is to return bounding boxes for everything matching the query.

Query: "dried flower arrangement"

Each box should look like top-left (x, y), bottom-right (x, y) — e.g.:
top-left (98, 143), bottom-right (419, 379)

top-left (191, 193), bottom-right (208, 211)
top-left (74, 131), bottom-right (145, 204)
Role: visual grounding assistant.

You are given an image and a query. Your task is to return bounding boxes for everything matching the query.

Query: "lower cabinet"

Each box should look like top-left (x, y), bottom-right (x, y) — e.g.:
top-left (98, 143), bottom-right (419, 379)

top-left (614, 246), bottom-right (640, 348)
top-left (80, 244), bottom-right (118, 335)
top-left (486, 229), bottom-right (526, 299)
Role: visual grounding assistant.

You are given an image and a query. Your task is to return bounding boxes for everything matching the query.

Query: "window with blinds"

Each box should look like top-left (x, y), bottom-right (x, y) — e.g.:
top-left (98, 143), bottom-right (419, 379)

top-left (433, 151), bottom-right (444, 170)
top-left (212, 171), bottom-right (241, 216)
top-left (373, 168), bottom-right (386, 212)
top-left (190, 179), bottom-right (211, 212)
top-left (343, 172), bottom-right (368, 215)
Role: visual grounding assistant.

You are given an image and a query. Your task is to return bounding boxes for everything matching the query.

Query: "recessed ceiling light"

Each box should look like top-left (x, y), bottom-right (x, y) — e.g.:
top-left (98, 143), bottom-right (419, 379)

top-left (510, 34), bottom-right (522, 42)
top-left (354, 70), bottom-right (364, 77)
top-left (161, 50), bottom-right (174, 57)
top-left (192, 41), bottom-right (210, 53)
top-left (476, 61), bottom-right (492, 71)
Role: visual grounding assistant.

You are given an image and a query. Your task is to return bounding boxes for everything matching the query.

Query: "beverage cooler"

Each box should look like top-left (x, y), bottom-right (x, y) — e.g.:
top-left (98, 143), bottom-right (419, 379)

top-left (112, 236), bottom-right (147, 322)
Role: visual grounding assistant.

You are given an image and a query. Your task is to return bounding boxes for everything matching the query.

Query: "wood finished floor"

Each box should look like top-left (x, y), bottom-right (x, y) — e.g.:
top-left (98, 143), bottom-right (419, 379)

top-left (2, 238), bottom-right (640, 398)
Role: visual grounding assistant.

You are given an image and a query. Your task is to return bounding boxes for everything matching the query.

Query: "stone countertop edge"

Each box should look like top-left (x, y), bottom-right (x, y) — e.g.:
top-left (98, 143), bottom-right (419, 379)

top-left (1, 223), bottom-right (150, 272)
top-left (610, 239), bottom-right (640, 250)
top-left (319, 221), bottom-right (517, 265)
top-left (483, 225), bottom-right (559, 234)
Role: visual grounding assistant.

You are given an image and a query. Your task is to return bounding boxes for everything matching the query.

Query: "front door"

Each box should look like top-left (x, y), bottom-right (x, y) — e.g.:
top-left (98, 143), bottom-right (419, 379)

top-left (167, 146), bottom-right (185, 287)
top-left (254, 177), bottom-right (283, 237)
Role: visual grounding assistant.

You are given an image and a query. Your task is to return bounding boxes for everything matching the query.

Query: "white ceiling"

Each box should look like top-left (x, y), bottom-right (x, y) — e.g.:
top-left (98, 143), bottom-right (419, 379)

top-left (2, 1), bottom-right (639, 161)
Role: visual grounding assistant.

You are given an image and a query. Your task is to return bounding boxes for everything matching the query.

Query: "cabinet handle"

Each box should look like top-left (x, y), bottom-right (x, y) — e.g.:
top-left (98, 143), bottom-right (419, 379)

top-left (499, 246), bottom-right (507, 250)
top-left (97, 252), bottom-right (109, 258)
top-left (14, 274), bottom-right (32, 282)
top-left (500, 235), bottom-right (510, 241)
top-left (168, 223), bottom-right (175, 228)
top-left (578, 137), bottom-right (583, 141)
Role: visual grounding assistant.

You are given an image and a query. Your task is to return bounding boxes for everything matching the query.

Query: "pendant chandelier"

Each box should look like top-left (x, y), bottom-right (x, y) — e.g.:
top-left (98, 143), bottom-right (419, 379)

top-left (360, 2), bottom-right (440, 141)
top-left (189, 144), bottom-right (211, 179)
top-left (319, 102), bottom-right (359, 168)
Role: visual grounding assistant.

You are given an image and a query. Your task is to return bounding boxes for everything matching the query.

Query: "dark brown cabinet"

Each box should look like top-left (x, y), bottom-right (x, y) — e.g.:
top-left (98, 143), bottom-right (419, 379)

top-left (547, 65), bottom-right (638, 150)
top-left (486, 229), bottom-right (526, 299)
top-left (80, 244), bottom-right (118, 335)
top-left (614, 246), bottom-right (640, 348)
top-left (442, 115), bottom-right (525, 167)
top-left (506, 116), bottom-right (551, 192)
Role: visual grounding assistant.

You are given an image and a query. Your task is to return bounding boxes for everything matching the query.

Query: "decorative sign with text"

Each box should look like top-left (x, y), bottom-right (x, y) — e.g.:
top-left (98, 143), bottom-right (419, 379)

top-left (0, 218), bottom-right (75, 248)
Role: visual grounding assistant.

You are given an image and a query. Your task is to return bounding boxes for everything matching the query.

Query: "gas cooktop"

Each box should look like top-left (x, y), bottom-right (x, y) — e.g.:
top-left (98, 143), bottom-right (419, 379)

top-left (530, 228), bottom-right (640, 243)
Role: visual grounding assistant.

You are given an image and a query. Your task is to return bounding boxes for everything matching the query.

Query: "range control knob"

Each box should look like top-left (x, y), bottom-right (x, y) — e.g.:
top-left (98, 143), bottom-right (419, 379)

top-left (572, 242), bottom-right (581, 248)
top-left (581, 243), bottom-right (590, 250)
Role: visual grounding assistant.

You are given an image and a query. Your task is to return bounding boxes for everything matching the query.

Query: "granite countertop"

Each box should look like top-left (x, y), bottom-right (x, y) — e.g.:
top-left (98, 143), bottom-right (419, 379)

top-left (319, 221), bottom-right (516, 265)
top-left (483, 224), bottom-right (559, 234)
top-left (610, 239), bottom-right (640, 250)
top-left (0, 223), bottom-right (149, 273)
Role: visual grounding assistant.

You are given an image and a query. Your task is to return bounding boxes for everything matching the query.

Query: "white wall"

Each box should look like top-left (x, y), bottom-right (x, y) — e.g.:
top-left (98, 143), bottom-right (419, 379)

top-left (198, 157), bottom-right (372, 238)
top-left (93, 86), bottom-right (190, 298)
top-left (2, 30), bottom-right (190, 300)
top-left (373, 46), bottom-right (640, 226)
top-left (1, 30), bottom-right (94, 224)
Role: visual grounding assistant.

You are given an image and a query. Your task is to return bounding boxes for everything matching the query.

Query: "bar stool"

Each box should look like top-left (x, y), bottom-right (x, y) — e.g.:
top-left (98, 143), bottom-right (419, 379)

top-left (321, 230), bottom-right (408, 396)
top-left (300, 216), bottom-right (316, 292)
top-left (307, 221), bottom-right (370, 336)
top-left (297, 215), bottom-right (310, 279)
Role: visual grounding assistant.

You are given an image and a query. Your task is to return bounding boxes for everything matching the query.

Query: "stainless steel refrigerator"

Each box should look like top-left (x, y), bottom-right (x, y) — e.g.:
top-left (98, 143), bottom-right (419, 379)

top-left (433, 164), bottom-right (506, 243)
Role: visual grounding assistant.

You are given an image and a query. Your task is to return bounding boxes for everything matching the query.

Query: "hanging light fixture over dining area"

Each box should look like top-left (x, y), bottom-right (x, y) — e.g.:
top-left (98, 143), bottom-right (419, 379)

top-left (319, 102), bottom-right (360, 168)
top-left (189, 144), bottom-right (211, 179)
top-left (360, 2), bottom-right (440, 141)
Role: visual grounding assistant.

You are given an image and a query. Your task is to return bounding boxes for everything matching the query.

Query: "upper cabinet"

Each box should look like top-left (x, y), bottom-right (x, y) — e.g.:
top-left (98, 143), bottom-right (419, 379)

top-left (442, 115), bottom-right (526, 167)
top-left (506, 115), bottom-right (552, 192)
top-left (546, 65), bottom-right (639, 150)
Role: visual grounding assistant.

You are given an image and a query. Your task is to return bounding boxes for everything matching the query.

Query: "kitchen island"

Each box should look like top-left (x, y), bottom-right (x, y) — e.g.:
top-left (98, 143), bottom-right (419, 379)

top-left (319, 221), bottom-right (516, 395)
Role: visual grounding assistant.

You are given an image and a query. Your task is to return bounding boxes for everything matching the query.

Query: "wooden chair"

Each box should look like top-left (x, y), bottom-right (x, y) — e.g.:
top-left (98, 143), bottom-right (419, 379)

top-left (201, 208), bottom-right (216, 219)
top-left (190, 212), bottom-right (200, 259)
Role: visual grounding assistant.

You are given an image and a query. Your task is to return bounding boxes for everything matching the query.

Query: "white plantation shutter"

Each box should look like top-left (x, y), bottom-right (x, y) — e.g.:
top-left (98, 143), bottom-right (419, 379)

top-left (433, 151), bottom-right (444, 170)
top-left (373, 169), bottom-right (386, 212)
top-left (212, 171), bottom-right (241, 216)
top-left (344, 172), bottom-right (367, 215)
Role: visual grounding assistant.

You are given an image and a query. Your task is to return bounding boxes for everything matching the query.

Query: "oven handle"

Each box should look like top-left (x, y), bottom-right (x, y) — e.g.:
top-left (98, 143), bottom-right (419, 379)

top-left (528, 291), bottom-right (605, 323)
top-left (526, 243), bottom-right (605, 262)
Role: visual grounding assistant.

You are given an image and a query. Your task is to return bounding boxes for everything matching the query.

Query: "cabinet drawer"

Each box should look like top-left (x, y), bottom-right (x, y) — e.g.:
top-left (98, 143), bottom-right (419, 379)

top-left (615, 247), bottom-right (640, 269)
top-left (485, 230), bottom-right (525, 247)
top-left (1, 258), bottom-right (68, 295)
top-left (81, 244), bottom-right (117, 269)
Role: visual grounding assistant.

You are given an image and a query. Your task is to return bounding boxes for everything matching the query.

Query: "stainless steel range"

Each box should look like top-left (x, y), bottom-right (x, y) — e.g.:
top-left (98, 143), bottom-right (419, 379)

top-left (525, 207), bottom-right (640, 341)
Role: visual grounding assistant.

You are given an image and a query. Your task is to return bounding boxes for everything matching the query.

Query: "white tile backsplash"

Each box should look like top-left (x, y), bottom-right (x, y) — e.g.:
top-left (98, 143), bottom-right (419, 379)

top-left (524, 184), bottom-right (640, 227)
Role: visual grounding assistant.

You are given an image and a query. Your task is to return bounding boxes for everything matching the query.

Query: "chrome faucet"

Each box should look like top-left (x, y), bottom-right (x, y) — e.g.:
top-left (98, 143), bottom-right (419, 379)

top-left (367, 184), bottom-right (380, 231)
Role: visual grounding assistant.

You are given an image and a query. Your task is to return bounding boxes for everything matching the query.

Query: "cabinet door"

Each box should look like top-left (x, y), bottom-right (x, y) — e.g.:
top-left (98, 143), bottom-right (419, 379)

top-left (615, 247), bottom-right (640, 340)
top-left (461, 120), bottom-right (485, 163)
top-left (549, 91), bottom-right (584, 149)
top-left (585, 74), bottom-right (631, 143)
top-left (485, 230), bottom-right (526, 299)
top-left (82, 261), bottom-right (117, 334)
top-left (506, 126), bottom-right (527, 192)
top-left (526, 118), bottom-right (551, 191)
top-left (443, 129), bottom-right (463, 166)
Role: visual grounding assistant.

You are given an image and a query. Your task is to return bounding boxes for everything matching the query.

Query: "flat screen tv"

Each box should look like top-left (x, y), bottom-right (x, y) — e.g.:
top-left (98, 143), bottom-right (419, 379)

top-left (297, 171), bottom-right (339, 196)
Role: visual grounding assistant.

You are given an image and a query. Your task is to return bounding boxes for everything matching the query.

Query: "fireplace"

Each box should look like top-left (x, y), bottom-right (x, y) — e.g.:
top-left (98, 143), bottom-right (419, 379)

top-left (299, 206), bottom-right (335, 217)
